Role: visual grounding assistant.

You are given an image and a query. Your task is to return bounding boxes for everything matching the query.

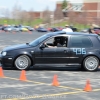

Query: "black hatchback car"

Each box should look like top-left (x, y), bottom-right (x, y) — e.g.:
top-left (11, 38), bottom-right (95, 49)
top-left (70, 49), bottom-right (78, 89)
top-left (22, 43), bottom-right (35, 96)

top-left (0, 31), bottom-right (100, 71)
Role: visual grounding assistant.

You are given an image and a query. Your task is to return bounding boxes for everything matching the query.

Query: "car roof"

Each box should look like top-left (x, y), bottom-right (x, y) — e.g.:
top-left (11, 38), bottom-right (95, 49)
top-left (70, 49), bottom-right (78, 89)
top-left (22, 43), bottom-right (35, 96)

top-left (47, 31), bottom-right (98, 37)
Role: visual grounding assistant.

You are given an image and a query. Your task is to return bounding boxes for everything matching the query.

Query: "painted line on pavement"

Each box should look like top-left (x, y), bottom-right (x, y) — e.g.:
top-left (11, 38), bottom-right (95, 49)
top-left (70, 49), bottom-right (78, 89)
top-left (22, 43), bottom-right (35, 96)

top-left (3, 89), bottom-right (100, 100)
top-left (4, 76), bottom-right (82, 91)
top-left (92, 88), bottom-right (100, 92)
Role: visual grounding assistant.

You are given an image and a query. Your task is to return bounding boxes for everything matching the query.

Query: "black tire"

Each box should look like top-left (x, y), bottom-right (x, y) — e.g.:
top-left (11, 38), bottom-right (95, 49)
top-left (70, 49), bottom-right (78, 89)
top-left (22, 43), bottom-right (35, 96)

top-left (14, 55), bottom-right (31, 70)
top-left (83, 56), bottom-right (99, 71)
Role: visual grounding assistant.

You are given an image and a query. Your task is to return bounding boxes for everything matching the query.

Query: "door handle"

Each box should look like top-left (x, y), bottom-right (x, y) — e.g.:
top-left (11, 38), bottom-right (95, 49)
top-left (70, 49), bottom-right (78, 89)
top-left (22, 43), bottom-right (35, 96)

top-left (64, 50), bottom-right (67, 53)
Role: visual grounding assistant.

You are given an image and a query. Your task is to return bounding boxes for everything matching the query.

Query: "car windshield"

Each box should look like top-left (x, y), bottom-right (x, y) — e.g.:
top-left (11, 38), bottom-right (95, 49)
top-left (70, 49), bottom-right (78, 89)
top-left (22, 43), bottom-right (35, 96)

top-left (29, 34), bottom-right (49, 46)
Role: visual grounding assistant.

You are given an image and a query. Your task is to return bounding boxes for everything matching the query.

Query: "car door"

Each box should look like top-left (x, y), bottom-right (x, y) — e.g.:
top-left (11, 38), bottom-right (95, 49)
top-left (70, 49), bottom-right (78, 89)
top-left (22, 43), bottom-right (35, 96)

top-left (35, 37), bottom-right (57, 64)
top-left (35, 36), bottom-right (70, 64)
top-left (53, 36), bottom-right (70, 64)
top-left (37, 47), bottom-right (57, 64)
top-left (54, 47), bottom-right (70, 64)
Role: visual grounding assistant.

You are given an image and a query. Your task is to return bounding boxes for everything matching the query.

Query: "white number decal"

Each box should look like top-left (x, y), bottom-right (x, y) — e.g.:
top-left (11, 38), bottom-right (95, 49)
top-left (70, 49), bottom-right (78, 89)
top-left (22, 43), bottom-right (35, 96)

top-left (73, 48), bottom-right (86, 54)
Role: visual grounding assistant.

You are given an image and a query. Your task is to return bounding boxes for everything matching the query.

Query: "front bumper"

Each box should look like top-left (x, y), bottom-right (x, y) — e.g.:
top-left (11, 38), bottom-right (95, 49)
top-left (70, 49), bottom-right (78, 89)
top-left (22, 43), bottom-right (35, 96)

top-left (0, 54), bottom-right (14, 68)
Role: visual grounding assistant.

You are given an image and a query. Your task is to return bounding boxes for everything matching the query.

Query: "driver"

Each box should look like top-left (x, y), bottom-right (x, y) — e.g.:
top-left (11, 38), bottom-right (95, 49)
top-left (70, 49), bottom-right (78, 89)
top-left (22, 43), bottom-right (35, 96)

top-left (44, 38), bottom-right (63, 48)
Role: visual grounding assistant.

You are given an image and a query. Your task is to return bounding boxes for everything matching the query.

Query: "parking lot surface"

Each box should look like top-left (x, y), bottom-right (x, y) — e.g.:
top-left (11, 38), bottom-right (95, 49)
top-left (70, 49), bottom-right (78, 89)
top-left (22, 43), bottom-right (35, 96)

top-left (0, 31), bottom-right (100, 100)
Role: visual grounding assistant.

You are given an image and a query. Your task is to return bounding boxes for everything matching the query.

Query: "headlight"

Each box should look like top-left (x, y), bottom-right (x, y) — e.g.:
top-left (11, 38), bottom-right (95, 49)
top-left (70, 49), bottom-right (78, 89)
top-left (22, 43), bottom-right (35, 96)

top-left (2, 52), bottom-right (7, 56)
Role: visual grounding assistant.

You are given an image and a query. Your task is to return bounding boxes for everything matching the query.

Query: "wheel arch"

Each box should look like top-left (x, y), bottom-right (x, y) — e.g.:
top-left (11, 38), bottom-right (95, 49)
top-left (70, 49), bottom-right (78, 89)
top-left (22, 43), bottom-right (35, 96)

top-left (81, 54), bottom-right (100, 66)
top-left (13, 54), bottom-right (34, 67)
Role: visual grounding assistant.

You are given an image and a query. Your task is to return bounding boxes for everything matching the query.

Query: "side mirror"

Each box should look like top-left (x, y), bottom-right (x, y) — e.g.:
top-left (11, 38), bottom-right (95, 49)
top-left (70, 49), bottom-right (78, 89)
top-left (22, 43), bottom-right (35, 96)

top-left (40, 43), bottom-right (45, 49)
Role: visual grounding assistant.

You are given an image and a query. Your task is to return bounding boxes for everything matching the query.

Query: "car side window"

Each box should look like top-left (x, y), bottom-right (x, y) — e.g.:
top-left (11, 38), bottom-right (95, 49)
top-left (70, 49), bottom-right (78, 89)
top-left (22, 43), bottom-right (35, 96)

top-left (45, 36), bottom-right (68, 47)
top-left (70, 36), bottom-right (93, 47)
top-left (45, 38), bottom-right (54, 44)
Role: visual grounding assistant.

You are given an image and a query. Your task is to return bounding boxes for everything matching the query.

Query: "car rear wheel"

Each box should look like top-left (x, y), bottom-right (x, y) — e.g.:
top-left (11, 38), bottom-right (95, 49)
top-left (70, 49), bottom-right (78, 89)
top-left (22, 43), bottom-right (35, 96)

top-left (83, 56), bottom-right (99, 71)
top-left (14, 55), bottom-right (31, 70)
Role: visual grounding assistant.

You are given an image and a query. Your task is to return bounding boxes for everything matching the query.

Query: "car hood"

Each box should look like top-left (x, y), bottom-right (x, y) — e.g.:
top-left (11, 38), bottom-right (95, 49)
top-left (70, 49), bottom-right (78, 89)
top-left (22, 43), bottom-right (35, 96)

top-left (3, 44), bottom-right (31, 51)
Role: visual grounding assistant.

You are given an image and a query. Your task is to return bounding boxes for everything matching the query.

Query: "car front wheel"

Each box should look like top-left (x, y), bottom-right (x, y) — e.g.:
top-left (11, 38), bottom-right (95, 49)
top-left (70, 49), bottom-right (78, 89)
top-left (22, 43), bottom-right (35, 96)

top-left (83, 56), bottom-right (99, 71)
top-left (14, 55), bottom-right (31, 70)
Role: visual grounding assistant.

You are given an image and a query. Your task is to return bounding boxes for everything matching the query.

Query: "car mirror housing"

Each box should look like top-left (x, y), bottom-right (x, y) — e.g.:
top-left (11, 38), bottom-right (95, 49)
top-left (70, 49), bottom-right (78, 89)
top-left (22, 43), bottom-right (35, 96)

top-left (40, 44), bottom-right (45, 49)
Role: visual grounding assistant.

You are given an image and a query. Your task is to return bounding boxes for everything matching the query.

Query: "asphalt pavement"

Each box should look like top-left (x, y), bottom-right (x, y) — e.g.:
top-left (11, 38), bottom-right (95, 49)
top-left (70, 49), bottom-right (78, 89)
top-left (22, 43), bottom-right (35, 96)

top-left (0, 31), bottom-right (100, 100)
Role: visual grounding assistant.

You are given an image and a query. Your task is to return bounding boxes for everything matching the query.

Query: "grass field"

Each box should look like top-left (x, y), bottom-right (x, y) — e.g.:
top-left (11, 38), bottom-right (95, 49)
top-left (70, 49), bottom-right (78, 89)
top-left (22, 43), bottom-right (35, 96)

top-left (53, 21), bottom-right (90, 31)
top-left (0, 18), bottom-right (89, 30)
top-left (0, 18), bottom-right (43, 27)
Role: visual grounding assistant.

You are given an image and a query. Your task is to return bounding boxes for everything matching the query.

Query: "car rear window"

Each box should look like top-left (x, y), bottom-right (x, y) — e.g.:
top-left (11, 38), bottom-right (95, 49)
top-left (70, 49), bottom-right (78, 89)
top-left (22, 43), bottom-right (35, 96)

top-left (70, 36), bottom-right (93, 47)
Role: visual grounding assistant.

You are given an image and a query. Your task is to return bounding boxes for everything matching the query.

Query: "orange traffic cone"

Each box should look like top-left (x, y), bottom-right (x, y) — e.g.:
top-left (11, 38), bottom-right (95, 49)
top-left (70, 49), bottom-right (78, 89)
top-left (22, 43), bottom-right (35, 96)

top-left (0, 67), bottom-right (4, 77)
top-left (52, 74), bottom-right (59, 86)
top-left (84, 79), bottom-right (92, 92)
top-left (19, 70), bottom-right (27, 81)
top-left (28, 31), bottom-right (32, 34)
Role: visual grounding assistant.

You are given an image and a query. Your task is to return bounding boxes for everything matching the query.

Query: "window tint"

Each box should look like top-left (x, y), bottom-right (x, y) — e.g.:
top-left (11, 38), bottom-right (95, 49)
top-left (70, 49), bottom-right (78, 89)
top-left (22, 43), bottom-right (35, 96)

top-left (70, 36), bottom-right (93, 47)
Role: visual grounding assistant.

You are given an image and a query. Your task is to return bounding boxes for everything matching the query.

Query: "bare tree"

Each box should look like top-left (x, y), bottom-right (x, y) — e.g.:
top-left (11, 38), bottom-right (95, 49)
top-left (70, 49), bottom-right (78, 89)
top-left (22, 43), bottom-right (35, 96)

top-left (11, 1), bottom-right (22, 25)
top-left (19, 10), bottom-right (25, 24)
top-left (27, 8), bottom-right (34, 26)
top-left (3, 9), bottom-right (10, 18)
top-left (3, 9), bottom-right (10, 25)
top-left (43, 7), bottom-right (51, 24)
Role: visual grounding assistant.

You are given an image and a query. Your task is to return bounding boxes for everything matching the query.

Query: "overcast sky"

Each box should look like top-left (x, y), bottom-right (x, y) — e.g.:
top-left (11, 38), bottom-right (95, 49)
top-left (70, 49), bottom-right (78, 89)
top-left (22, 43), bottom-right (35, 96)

top-left (0, 0), bottom-right (83, 11)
